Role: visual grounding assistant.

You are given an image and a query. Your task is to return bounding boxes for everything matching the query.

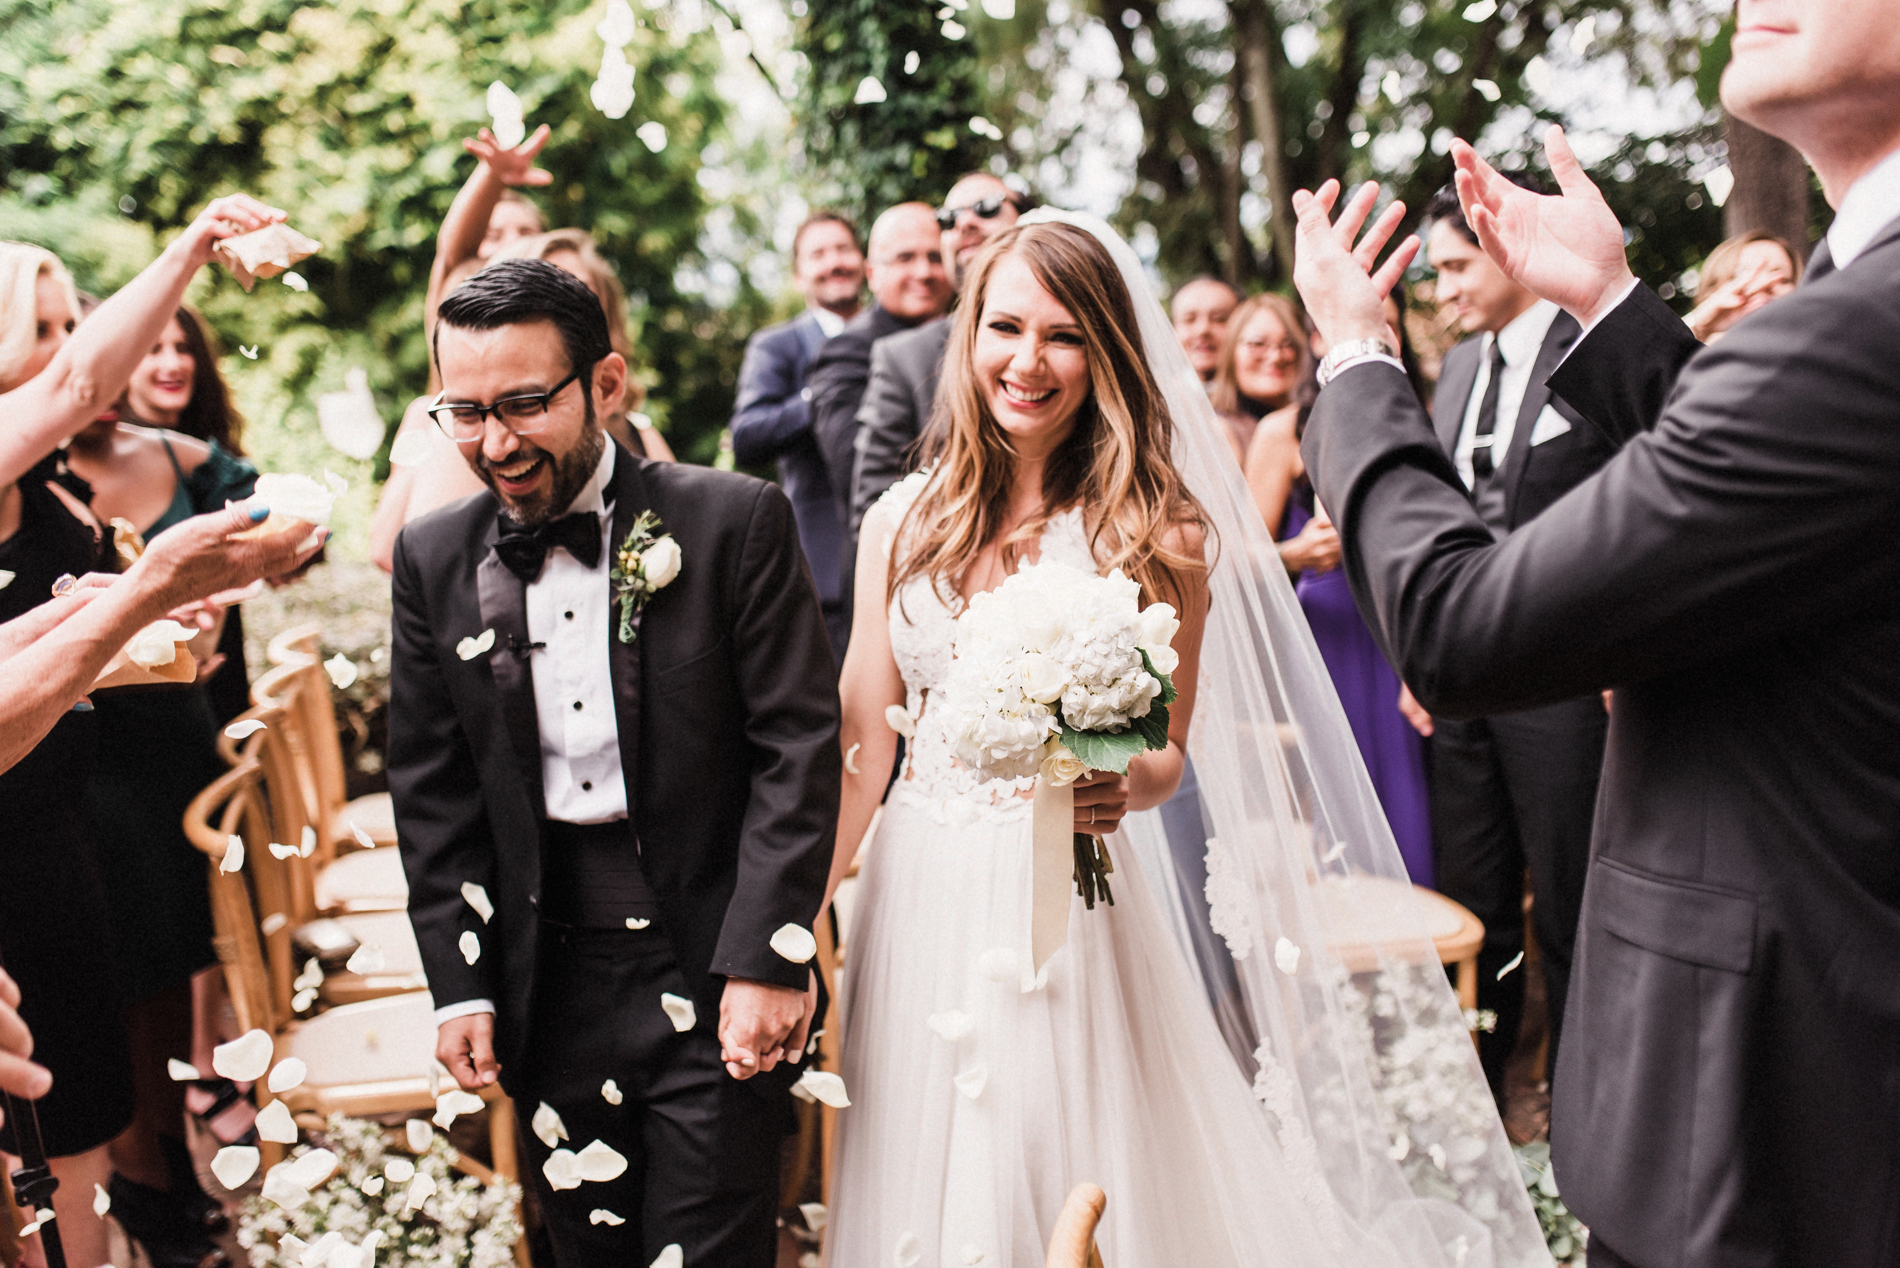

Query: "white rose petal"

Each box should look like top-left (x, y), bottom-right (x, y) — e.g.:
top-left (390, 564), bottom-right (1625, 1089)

top-left (1524, 54), bottom-right (1553, 96)
top-left (589, 1209), bottom-right (627, 1226)
top-left (624, 917), bottom-right (650, 930)
top-left (300, 825), bottom-right (317, 858)
top-left (636, 121), bottom-right (668, 153)
top-left (220, 835), bottom-right (245, 874)
top-left (854, 75), bottom-right (887, 104)
top-left (302, 1232), bottom-right (344, 1268)
top-left (267, 1057), bottom-right (307, 1093)
top-left (843, 742), bottom-right (861, 774)
top-left (660, 992), bottom-right (696, 1032)
top-left (542, 1150), bottom-right (583, 1191)
top-left (279, 1235), bottom-right (307, 1262)
top-left (1497, 950), bottom-right (1525, 981)
top-left (251, 472), bottom-right (336, 527)
top-left (294, 958), bottom-right (323, 991)
top-left (598, 0), bottom-right (636, 45)
top-left (126, 619), bottom-right (193, 667)
top-left (405, 1119), bottom-right (433, 1152)
top-left (362, 1176), bottom-right (384, 1196)
top-left (976, 948), bottom-right (1020, 983)
top-left (346, 945), bottom-right (385, 976)
top-left (799, 1202), bottom-right (828, 1232)
top-left (322, 470), bottom-right (348, 498)
top-left (770, 923), bottom-right (816, 964)
top-left (291, 987), bottom-right (317, 1012)
top-left (284, 1148), bottom-right (338, 1191)
top-left (282, 271), bottom-right (309, 293)
top-left (387, 427), bottom-right (436, 467)
top-left (269, 840), bottom-right (298, 859)
top-left (1473, 77), bottom-right (1501, 102)
top-left (1462, 0), bottom-right (1496, 18)
top-left (1429, 1142), bottom-right (1449, 1171)
top-left (0, 571), bottom-right (13, 590)
top-left (403, 1172), bottom-right (437, 1214)
top-left (168, 1059), bottom-right (201, 1081)
top-left (433, 1089), bottom-right (484, 1129)
top-left (213, 1029), bottom-right (274, 1082)
top-left (461, 882), bottom-right (494, 923)
top-left (894, 1231), bottom-right (921, 1268)
top-left (963, 1247), bottom-right (986, 1265)
top-left (532, 1102), bottom-right (569, 1149)
top-left (257, 1100), bottom-right (299, 1144)
top-left (942, 18), bottom-right (967, 38)
top-left (1388, 1132), bottom-right (1410, 1162)
top-left (953, 1064), bottom-right (987, 1099)
top-left (601, 1079), bottom-right (623, 1105)
top-left (639, 536), bottom-right (682, 589)
top-left (459, 930), bottom-right (482, 965)
top-left (456, 629), bottom-right (497, 661)
top-left (926, 1010), bottom-right (973, 1042)
top-left (212, 1146), bottom-right (261, 1190)
top-left (224, 719), bottom-right (268, 740)
top-left (1274, 936), bottom-right (1301, 976)
top-left (650, 1247), bottom-right (683, 1268)
top-left (883, 704), bottom-right (916, 738)
top-left (93, 1183), bottom-right (110, 1218)
top-left (384, 1157), bottom-right (416, 1185)
top-left (325, 654), bottom-right (358, 690)
top-left (18, 1211), bottom-right (53, 1236)
top-left (261, 1168), bottom-right (310, 1211)
top-left (350, 819), bottom-right (377, 850)
top-left (576, 1139), bottom-right (628, 1183)
top-left (790, 1070), bottom-right (850, 1108)
top-left (261, 912), bottom-right (288, 936)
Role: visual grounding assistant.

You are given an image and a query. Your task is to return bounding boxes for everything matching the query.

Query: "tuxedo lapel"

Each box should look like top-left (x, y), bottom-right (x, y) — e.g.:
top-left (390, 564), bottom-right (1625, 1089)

top-left (1434, 340), bottom-right (1481, 457)
top-left (1501, 312), bottom-right (1581, 513)
top-left (475, 519), bottom-right (546, 814)
top-left (605, 444), bottom-right (651, 819)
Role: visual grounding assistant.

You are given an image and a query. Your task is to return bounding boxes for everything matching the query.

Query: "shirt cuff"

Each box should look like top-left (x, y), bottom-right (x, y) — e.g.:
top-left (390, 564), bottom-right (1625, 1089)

top-left (434, 998), bottom-right (495, 1027)
top-left (1576, 278), bottom-right (1642, 341)
top-left (1322, 353), bottom-right (1407, 385)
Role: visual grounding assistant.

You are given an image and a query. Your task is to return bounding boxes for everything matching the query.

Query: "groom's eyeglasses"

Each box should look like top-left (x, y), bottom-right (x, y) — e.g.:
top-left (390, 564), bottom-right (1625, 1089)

top-left (427, 367), bottom-right (584, 441)
top-left (935, 194), bottom-right (1020, 231)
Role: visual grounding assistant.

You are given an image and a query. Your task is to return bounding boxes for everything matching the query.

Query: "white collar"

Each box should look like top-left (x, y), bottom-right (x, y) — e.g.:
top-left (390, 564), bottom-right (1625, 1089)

top-left (1489, 298), bottom-right (1561, 368)
top-left (809, 306), bottom-right (849, 339)
top-left (561, 438), bottom-right (617, 519)
top-left (1826, 143), bottom-right (1900, 270)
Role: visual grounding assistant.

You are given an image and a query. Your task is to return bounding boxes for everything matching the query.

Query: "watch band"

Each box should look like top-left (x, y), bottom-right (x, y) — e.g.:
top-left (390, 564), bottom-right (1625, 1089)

top-left (1316, 337), bottom-right (1399, 388)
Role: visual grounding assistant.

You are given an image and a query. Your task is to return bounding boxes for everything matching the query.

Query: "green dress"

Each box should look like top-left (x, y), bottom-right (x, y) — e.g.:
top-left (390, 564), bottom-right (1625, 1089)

top-left (85, 437), bottom-right (258, 1003)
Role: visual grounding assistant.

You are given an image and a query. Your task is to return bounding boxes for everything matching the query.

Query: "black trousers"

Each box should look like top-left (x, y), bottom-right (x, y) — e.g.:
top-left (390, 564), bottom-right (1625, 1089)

top-left (518, 925), bottom-right (787, 1268)
top-left (1430, 695), bottom-right (1607, 1095)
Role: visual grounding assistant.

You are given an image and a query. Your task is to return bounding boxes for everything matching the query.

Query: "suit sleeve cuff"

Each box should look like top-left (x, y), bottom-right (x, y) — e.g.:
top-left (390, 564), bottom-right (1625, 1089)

top-left (1321, 352), bottom-right (1406, 385)
top-left (433, 998), bottom-right (495, 1027)
top-left (1573, 277), bottom-right (1643, 344)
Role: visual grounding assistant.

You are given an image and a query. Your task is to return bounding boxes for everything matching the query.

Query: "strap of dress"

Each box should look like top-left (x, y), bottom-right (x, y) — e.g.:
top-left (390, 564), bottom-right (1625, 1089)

top-left (157, 433), bottom-right (189, 480)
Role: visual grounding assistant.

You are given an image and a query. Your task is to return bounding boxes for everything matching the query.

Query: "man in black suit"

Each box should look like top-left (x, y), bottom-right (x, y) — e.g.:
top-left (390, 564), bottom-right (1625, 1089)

top-left (1415, 181), bottom-right (1617, 1099)
top-left (388, 261), bottom-right (840, 1267)
top-left (847, 172), bottom-right (1028, 535)
top-left (729, 210), bottom-right (865, 659)
top-left (1290, 2), bottom-right (1900, 1255)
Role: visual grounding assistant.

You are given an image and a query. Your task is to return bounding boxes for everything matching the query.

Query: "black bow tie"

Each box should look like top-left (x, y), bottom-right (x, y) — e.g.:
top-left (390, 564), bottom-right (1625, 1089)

top-left (495, 511), bottom-right (602, 581)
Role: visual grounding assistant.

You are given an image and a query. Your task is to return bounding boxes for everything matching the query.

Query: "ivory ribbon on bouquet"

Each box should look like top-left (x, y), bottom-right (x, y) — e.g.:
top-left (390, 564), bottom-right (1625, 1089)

top-left (1030, 744), bottom-right (1089, 976)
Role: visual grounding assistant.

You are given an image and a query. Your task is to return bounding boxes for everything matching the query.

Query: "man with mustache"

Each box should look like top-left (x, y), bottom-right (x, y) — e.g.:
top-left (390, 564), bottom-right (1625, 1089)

top-left (729, 211), bottom-right (865, 659)
top-left (389, 260), bottom-right (840, 1266)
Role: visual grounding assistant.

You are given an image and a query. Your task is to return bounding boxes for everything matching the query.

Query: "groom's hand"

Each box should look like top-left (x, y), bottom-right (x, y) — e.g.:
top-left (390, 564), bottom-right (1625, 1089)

top-left (718, 977), bottom-right (805, 1080)
top-left (1291, 179), bottom-right (1418, 353)
top-left (437, 1013), bottom-right (501, 1090)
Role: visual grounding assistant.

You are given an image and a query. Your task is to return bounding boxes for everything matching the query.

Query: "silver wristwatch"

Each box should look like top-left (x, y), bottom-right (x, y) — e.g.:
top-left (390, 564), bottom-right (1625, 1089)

top-left (1316, 337), bottom-right (1399, 388)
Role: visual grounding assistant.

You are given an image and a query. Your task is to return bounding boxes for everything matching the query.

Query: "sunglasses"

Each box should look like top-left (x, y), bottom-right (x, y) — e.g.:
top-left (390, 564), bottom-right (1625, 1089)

top-left (935, 194), bottom-right (1020, 231)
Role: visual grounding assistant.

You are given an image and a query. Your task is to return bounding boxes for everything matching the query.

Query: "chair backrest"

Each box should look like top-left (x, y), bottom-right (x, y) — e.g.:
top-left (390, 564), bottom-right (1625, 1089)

top-left (253, 641), bottom-right (352, 864)
top-left (183, 760), bottom-right (287, 1036)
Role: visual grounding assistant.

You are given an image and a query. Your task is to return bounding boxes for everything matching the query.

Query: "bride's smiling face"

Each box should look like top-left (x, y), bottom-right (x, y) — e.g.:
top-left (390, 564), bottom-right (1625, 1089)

top-left (974, 253), bottom-right (1092, 452)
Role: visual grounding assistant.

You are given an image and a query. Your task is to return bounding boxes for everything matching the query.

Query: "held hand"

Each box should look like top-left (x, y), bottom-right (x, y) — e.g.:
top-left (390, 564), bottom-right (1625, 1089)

top-left (782, 969), bottom-right (819, 1066)
top-left (132, 504), bottom-right (326, 617)
top-left (1291, 180), bottom-right (1420, 353)
top-left (464, 125), bottom-right (554, 188)
top-left (0, 968), bottom-right (52, 1104)
top-left (1279, 518), bottom-right (1342, 576)
top-left (718, 978), bottom-right (805, 1080)
top-left (1072, 771), bottom-right (1129, 835)
top-left (1397, 683), bottom-right (1434, 738)
top-left (437, 1012), bottom-right (502, 1090)
top-left (175, 193), bottom-right (289, 270)
top-left (1451, 126), bottom-right (1634, 327)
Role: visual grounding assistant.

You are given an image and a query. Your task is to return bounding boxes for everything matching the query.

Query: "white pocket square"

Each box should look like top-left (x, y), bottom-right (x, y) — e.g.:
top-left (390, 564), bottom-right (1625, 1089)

top-left (1529, 404), bottom-right (1572, 446)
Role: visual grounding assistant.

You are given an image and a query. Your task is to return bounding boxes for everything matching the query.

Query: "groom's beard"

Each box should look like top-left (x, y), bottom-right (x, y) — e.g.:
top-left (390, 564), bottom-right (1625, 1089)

top-left (479, 405), bottom-right (606, 528)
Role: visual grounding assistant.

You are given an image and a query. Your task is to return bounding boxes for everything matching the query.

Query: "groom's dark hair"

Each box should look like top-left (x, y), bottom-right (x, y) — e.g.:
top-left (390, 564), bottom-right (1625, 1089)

top-left (1426, 169), bottom-right (1546, 245)
top-left (434, 259), bottom-right (613, 378)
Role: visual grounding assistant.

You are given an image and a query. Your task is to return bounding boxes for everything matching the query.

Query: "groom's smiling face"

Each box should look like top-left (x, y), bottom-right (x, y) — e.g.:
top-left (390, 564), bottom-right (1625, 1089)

top-left (436, 319), bottom-right (618, 526)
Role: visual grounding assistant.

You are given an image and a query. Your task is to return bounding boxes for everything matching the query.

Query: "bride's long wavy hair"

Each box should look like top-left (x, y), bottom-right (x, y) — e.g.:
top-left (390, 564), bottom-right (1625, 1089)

top-left (889, 221), bottom-right (1209, 610)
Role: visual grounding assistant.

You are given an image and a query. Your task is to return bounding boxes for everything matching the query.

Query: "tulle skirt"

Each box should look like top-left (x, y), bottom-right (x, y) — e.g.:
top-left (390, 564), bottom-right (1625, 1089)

top-left (828, 788), bottom-right (1399, 1268)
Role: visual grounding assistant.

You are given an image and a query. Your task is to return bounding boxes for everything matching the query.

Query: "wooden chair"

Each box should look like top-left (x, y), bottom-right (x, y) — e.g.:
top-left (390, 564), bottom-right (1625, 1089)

top-left (1046, 1184), bottom-right (1107, 1268)
top-left (259, 625), bottom-right (399, 856)
top-left (1316, 875), bottom-right (1487, 1020)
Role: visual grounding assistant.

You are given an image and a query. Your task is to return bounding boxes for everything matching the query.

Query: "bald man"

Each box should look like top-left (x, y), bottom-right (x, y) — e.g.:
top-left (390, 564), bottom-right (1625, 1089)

top-left (1171, 276), bottom-right (1241, 385)
top-left (805, 201), bottom-right (952, 643)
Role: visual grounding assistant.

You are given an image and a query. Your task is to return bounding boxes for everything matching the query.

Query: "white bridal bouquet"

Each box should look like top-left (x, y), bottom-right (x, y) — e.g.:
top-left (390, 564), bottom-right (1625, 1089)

top-left (939, 561), bottom-right (1179, 962)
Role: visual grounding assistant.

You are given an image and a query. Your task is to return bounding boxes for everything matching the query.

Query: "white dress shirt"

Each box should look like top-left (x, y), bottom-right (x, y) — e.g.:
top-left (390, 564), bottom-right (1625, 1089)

top-left (1826, 143), bottom-right (1900, 270)
top-left (810, 306), bottom-right (847, 339)
top-left (1453, 299), bottom-right (1561, 490)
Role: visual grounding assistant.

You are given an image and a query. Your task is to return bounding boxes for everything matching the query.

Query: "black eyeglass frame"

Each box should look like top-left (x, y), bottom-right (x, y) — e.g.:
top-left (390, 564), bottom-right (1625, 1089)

top-left (935, 194), bottom-right (1023, 231)
top-left (427, 366), bottom-right (586, 440)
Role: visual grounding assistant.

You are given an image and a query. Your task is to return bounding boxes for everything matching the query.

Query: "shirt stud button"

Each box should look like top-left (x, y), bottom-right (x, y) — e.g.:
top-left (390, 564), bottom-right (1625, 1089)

top-left (573, 700), bottom-right (583, 711)
top-left (565, 610), bottom-right (574, 620)
top-left (581, 781), bottom-right (592, 792)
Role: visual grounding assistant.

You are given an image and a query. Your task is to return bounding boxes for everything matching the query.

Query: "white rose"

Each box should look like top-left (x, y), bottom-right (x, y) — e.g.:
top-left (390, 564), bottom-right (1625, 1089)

top-left (1135, 602), bottom-right (1180, 653)
top-left (1145, 644), bottom-right (1180, 676)
top-left (640, 535), bottom-right (682, 588)
top-left (1019, 652), bottom-right (1067, 704)
top-left (1040, 743), bottom-right (1087, 785)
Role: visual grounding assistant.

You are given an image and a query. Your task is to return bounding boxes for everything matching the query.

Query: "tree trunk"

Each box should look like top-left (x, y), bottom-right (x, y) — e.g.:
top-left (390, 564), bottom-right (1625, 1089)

top-left (1230, 0), bottom-right (1296, 283)
top-left (1722, 111), bottom-right (1812, 259)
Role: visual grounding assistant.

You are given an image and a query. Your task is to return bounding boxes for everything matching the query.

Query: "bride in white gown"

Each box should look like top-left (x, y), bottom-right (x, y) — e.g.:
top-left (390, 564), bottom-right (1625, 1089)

top-left (822, 211), bottom-right (1549, 1268)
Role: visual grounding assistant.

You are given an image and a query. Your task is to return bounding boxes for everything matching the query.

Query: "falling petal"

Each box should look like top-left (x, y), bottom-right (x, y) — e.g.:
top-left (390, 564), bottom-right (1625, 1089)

top-left (576, 1139), bottom-right (628, 1182)
top-left (225, 719), bottom-right (267, 740)
top-left (322, 470), bottom-right (349, 497)
top-left (379, 1158), bottom-right (414, 1189)
top-left (295, 958), bottom-right (323, 991)
top-left (282, 271), bottom-right (309, 293)
top-left (1703, 164), bottom-right (1735, 208)
top-left (388, 428), bottom-right (436, 467)
top-left (903, 50), bottom-right (920, 74)
top-left (257, 1099), bottom-right (299, 1144)
top-left (279, 1235), bottom-right (307, 1261)
top-left (601, 1079), bottom-right (623, 1105)
top-left (351, 820), bottom-right (377, 850)
top-left (459, 930), bottom-right (482, 965)
top-left (770, 923), bottom-right (817, 964)
top-left (843, 742), bottom-right (861, 774)
top-left (325, 654), bottom-right (358, 690)
top-left (636, 121), bottom-right (667, 153)
top-left (18, 1211), bottom-right (53, 1236)
top-left (853, 76), bottom-right (887, 105)
top-left (284, 1148), bottom-right (339, 1191)
top-left (0, 571), bottom-right (12, 590)
top-left (240, 345), bottom-right (259, 360)
top-left (799, 1202), bottom-right (828, 1232)
top-left (300, 1232), bottom-right (343, 1268)
top-left (624, 917), bottom-right (650, 929)
top-left (93, 1184), bottom-right (110, 1219)
top-left (456, 629), bottom-right (497, 660)
top-left (942, 19), bottom-right (967, 38)
top-left (260, 913), bottom-right (288, 939)
top-left (977, 947), bottom-right (1019, 983)
top-left (168, 1059), bottom-right (201, 1081)
top-left (259, 1167), bottom-right (308, 1210)
top-left (660, 992), bottom-right (696, 1032)
top-left (979, 0), bottom-right (1013, 14)
top-left (963, 1247), bottom-right (985, 1265)
top-left (346, 944), bottom-right (386, 976)
top-left (268, 1057), bottom-right (308, 1093)
top-left (1523, 54), bottom-right (1553, 96)
top-left (213, 1029), bottom-right (275, 1082)
top-left (269, 840), bottom-right (298, 859)
top-left (362, 1176), bottom-right (384, 1196)
top-left (926, 1010), bottom-right (973, 1042)
top-left (1429, 1142), bottom-right (1448, 1171)
top-left (291, 987), bottom-right (318, 1012)
top-left (461, 882), bottom-right (494, 923)
top-left (598, 0), bottom-right (637, 45)
top-left (1461, 0), bottom-right (1496, 18)
top-left (791, 1070), bottom-right (850, 1108)
top-left (650, 1247), bottom-right (683, 1268)
top-left (1274, 936), bottom-right (1302, 976)
top-left (221, 836), bottom-right (245, 874)
top-left (1388, 1132), bottom-right (1411, 1161)
top-left (405, 1119), bottom-right (433, 1152)
top-left (532, 1102), bottom-right (569, 1149)
top-left (590, 1209), bottom-right (626, 1226)
top-left (541, 1150), bottom-right (583, 1191)
top-left (433, 1089), bottom-right (484, 1129)
top-left (403, 1172), bottom-right (437, 1214)
top-left (1320, 837), bottom-right (1348, 864)
top-left (953, 1064), bottom-right (987, 1099)
top-left (883, 704), bottom-right (915, 738)
top-left (1497, 950), bottom-right (1525, 981)
top-left (300, 825), bottom-right (317, 858)
top-left (894, 1231), bottom-right (921, 1268)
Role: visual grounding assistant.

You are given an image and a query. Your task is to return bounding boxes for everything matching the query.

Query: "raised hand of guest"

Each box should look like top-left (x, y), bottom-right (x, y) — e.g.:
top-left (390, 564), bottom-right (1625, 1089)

top-left (129, 503), bottom-right (325, 617)
top-left (1451, 126), bottom-right (1635, 327)
top-left (172, 191), bottom-right (288, 270)
top-left (463, 125), bottom-right (554, 188)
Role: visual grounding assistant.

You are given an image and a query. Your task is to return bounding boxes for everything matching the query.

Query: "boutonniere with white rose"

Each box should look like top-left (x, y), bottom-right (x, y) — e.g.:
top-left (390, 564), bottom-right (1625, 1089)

top-left (609, 511), bottom-right (681, 643)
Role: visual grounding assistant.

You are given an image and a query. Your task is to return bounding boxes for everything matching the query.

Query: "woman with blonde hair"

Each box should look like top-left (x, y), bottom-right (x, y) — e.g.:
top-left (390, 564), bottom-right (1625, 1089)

top-left (1683, 230), bottom-right (1800, 342)
top-left (1209, 291), bottom-right (1310, 464)
top-left (823, 215), bottom-right (1545, 1266)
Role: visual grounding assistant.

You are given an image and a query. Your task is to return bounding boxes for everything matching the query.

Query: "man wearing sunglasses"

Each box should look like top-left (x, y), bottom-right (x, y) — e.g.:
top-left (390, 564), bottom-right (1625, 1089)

top-left (847, 173), bottom-right (1032, 544)
top-left (389, 260), bottom-right (839, 1267)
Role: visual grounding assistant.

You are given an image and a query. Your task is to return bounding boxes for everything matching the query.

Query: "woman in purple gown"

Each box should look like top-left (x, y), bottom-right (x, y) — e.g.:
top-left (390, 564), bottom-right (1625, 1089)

top-left (1228, 293), bottom-right (1436, 886)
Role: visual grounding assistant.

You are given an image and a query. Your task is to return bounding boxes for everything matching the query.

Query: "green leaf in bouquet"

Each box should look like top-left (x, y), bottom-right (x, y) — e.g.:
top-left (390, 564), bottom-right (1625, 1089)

top-left (1131, 702), bottom-right (1172, 752)
top-left (1140, 648), bottom-right (1179, 706)
top-left (1058, 724), bottom-right (1153, 775)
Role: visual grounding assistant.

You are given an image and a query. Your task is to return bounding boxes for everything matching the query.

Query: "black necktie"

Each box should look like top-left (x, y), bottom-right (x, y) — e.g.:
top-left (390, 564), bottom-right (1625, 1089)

top-left (1470, 337), bottom-right (1506, 481)
top-left (494, 511), bottom-right (602, 582)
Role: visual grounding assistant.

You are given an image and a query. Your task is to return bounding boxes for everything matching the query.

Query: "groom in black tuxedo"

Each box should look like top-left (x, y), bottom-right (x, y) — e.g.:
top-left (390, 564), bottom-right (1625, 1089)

top-left (1290, 3), bottom-right (1900, 1259)
top-left (388, 261), bottom-right (840, 1266)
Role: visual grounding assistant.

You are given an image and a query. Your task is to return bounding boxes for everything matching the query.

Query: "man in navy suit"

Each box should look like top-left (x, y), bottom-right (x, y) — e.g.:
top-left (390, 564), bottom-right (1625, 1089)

top-left (729, 211), bottom-right (865, 658)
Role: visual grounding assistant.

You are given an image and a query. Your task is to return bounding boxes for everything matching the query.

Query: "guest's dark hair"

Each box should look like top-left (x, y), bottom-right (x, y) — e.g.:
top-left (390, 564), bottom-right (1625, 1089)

top-left (434, 259), bottom-right (612, 378)
top-left (163, 306), bottom-right (247, 455)
top-left (1425, 170), bottom-right (1547, 245)
top-left (948, 170), bottom-right (1038, 213)
top-left (793, 210), bottom-right (861, 260)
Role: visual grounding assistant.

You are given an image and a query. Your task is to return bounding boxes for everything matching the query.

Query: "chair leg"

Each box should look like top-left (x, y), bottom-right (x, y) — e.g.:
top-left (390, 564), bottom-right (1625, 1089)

top-left (483, 1098), bottom-right (532, 1268)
